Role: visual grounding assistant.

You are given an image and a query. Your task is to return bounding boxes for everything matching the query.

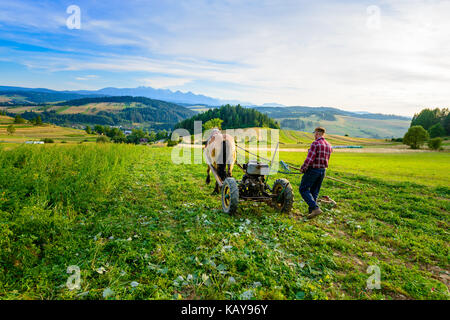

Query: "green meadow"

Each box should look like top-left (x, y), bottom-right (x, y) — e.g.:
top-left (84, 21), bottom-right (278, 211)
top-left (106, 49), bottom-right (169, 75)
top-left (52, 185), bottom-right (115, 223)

top-left (281, 152), bottom-right (450, 187)
top-left (0, 115), bottom-right (96, 144)
top-left (0, 144), bottom-right (448, 300)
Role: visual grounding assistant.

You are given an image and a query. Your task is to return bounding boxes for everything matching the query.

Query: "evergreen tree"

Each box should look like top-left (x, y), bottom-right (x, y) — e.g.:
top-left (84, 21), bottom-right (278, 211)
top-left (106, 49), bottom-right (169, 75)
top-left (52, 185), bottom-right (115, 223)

top-left (443, 113), bottom-right (450, 135)
top-left (411, 108), bottom-right (449, 133)
top-left (411, 109), bottom-right (439, 130)
top-left (428, 123), bottom-right (445, 138)
top-left (174, 104), bottom-right (279, 133)
top-left (14, 114), bottom-right (26, 124)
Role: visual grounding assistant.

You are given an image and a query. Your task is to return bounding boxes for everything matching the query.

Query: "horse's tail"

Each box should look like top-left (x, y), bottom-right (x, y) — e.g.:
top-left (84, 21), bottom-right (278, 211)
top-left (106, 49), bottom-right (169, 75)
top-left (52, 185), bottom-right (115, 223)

top-left (217, 139), bottom-right (227, 181)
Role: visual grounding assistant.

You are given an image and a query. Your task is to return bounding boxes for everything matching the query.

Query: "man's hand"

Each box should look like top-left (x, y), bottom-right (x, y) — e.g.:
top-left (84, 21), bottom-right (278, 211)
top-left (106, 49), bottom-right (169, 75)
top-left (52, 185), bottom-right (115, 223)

top-left (300, 167), bottom-right (306, 173)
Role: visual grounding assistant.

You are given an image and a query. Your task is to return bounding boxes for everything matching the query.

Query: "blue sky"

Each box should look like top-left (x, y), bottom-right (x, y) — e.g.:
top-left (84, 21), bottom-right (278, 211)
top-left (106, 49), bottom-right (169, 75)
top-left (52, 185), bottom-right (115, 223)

top-left (0, 0), bottom-right (449, 116)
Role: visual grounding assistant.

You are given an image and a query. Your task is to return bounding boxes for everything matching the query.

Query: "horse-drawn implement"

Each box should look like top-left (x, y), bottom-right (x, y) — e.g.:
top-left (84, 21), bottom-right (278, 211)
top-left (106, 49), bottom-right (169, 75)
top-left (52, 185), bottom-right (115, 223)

top-left (203, 130), bottom-right (354, 215)
top-left (206, 142), bottom-right (294, 215)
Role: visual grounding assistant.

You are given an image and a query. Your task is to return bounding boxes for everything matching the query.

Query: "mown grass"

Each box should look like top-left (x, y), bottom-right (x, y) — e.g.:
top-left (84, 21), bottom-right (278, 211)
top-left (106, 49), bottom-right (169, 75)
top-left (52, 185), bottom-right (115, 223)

top-left (0, 145), bottom-right (448, 300)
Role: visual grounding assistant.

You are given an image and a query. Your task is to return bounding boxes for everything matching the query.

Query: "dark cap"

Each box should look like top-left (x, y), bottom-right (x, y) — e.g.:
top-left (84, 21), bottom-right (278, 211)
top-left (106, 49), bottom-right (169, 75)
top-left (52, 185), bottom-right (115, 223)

top-left (313, 127), bottom-right (326, 133)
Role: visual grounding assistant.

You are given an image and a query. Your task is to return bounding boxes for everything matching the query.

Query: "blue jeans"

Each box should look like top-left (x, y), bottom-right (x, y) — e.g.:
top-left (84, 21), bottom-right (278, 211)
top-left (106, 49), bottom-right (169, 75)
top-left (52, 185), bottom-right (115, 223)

top-left (299, 168), bottom-right (326, 212)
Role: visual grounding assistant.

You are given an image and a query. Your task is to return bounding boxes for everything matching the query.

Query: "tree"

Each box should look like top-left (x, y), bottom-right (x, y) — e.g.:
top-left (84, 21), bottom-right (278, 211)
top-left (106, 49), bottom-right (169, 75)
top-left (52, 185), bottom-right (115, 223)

top-left (85, 125), bottom-right (92, 134)
top-left (411, 108), bottom-right (449, 134)
top-left (174, 104), bottom-right (279, 134)
top-left (32, 115), bottom-right (42, 126)
top-left (14, 114), bottom-right (26, 124)
top-left (428, 123), bottom-right (445, 138)
top-left (6, 125), bottom-right (15, 135)
top-left (411, 109), bottom-right (438, 130)
top-left (148, 131), bottom-right (157, 142)
top-left (126, 128), bottom-right (148, 144)
top-left (443, 113), bottom-right (450, 135)
top-left (96, 136), bottom-right (110, 143)
top-left (111, 135), bottom-right (127, 143)
top-left (156, 130), bottom-right (168, 141)
top-left (94, 125), bottom-right (106, 135)
top-left (428, 137), bottom-right (443, 151)
top-left (403, 125), bottom-right (429, 149)
top-left (203, 118), bottom-right (224, 130)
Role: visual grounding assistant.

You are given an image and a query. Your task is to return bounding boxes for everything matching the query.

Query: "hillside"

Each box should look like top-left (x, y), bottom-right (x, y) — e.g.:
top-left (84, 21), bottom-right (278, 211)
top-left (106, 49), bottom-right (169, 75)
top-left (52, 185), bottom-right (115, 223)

top-left (0, 89), bottom-right (103, 105)
top-left (0, 115), bottom-right (94, 144)
top-left (252, 106), bottom-right (411, 139)
top-left (0, 114), bottom-right (14, 124)
top-left (0, 86), bottom-right (412, 137)
top-left (0, 85), bottom-right (248, 106)
top-left (2, 96), bottom-right (196, 130)
top-left (278, 129), bottom-right (386, 147)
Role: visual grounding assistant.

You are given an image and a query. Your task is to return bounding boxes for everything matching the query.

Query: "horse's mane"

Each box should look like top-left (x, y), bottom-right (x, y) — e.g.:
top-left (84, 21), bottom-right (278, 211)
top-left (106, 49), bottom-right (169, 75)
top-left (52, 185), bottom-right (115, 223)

top-left (208, 128), bottom-right (221, 140)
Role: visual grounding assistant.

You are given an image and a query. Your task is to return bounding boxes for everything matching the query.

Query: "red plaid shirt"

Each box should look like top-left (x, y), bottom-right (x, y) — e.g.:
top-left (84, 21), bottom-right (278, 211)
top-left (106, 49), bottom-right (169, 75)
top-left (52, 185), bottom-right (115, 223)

top-left (301, 137), bottom-right (332, 171)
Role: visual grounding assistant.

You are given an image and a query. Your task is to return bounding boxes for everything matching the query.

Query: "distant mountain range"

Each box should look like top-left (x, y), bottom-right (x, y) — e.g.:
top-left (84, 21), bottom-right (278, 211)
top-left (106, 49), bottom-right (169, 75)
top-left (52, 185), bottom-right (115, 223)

top-left (0, 85), bottom-right (409, 120)
top-left (0, 87), bottom-right (105, 104)
top-left (0, 85), bottom-right (247, 106)
top-left (0, 85), bottom-right (412, 138)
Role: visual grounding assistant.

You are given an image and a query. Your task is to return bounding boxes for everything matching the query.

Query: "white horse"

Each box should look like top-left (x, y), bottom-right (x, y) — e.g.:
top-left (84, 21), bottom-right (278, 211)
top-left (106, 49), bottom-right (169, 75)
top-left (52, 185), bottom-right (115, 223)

top-left (204, 128), bottom-right (236, 194)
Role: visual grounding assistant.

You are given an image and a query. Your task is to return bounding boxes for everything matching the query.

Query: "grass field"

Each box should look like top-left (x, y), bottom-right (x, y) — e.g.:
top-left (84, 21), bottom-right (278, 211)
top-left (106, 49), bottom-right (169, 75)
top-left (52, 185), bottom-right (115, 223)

top-left (280, 152), bottom-right (450, 187)
top-left (278, 129), bottom-right (387, 147)
top-left (5, 102), bottom-right (148, 116)
top-left (0, 144), bottom-right (448, 300)
top-left (0, 116), bottom-right (95, 144)
top-left (0, 115), bottom-right (14, 124)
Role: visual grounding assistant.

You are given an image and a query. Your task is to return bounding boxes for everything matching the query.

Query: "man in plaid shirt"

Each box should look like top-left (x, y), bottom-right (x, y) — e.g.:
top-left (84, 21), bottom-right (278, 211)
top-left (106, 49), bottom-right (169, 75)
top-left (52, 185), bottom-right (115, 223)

top-left (299, 127), bottom-right (332, 219)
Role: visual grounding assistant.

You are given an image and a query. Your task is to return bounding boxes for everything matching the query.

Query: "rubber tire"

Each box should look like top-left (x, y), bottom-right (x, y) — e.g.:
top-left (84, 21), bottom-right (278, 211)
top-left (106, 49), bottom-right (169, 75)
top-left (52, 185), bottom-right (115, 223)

top-left (272, 178), bottom-right (294, 213)
top-left (222, 177), bottom-right (239, 215)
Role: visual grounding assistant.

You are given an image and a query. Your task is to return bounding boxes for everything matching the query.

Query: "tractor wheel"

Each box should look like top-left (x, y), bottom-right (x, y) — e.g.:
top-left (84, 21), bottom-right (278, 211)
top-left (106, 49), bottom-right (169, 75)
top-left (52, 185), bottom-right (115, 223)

top-left (272, 178), bottom-right (294, 213)
top-left (222, 177), bottom-right (239, 215)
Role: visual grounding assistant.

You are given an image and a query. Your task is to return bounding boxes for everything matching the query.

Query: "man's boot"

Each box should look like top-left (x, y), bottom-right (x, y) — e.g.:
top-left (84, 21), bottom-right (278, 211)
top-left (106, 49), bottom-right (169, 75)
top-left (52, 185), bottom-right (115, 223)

top-left (308, 207), bottom-right (323, 219)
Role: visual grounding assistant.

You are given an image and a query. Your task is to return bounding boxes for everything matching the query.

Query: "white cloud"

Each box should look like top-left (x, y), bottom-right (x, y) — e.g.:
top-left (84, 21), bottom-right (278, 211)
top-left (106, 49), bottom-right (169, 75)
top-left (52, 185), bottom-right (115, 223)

top-left (138, 76), bottom-right (192, 89)
top-left (75, 75), bottom-right (99, 81)
top-left (1, 0), bottom-right (450, 116)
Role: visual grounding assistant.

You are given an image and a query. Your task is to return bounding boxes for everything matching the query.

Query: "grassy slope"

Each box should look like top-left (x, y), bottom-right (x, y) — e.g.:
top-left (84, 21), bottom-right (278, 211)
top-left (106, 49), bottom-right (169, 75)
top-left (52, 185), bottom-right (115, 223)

top-left (278, 115), bottom-right (410, 139)
top-left (0, 116), bottom-right (95, 143)
top-left (0, 145), bottom-right (448, 300)
top-left (0, 115), bottom-right (14, 124)
top-left (232, 128), bottom-right (387, 148)
top-left (5, 102), bottom-right (132, 115)
top-left (0, 94), bottom-right (29, 104)
top-left (278, 129), bottom-right (385, 147)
